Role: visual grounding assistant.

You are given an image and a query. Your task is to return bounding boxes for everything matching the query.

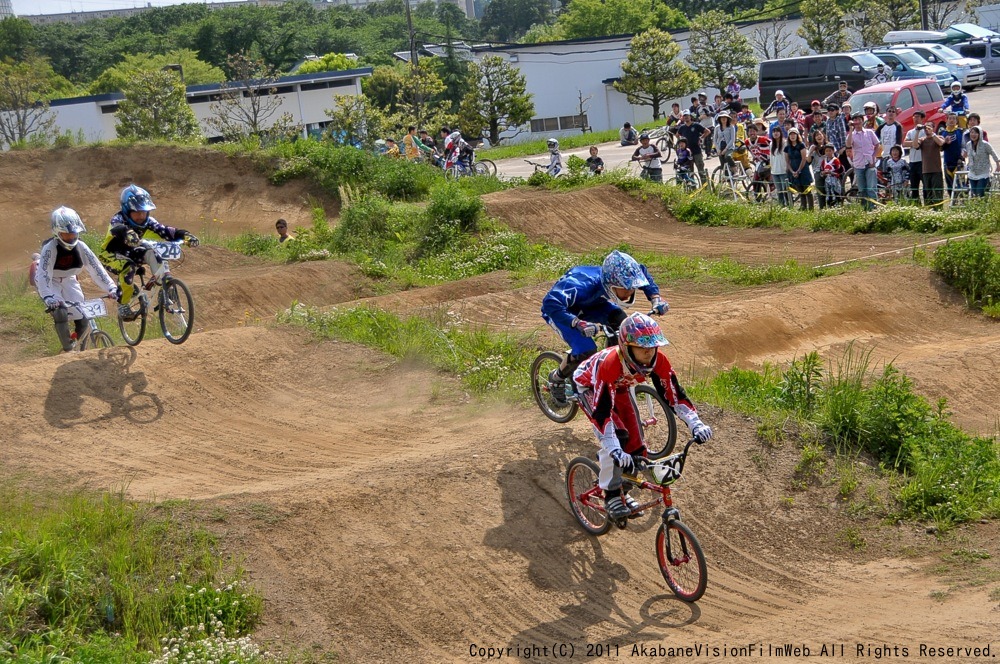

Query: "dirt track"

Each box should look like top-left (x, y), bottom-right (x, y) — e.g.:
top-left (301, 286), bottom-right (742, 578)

top-left (1, 147), bottom-right (998, 662)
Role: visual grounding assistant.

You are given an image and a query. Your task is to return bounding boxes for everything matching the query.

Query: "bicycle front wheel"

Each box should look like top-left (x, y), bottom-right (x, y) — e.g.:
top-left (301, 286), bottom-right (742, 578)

top-left (634, 385), bottom-right (677, 459)
top-left (473, 161), bottom-right (491, 176)
top-left (655, 519), bottom-right (707, 602)
top-left (656, 137), bottom-right (674, 163)
top-left (478, 159), bottom-right (497, 176)
top-left (81, 329), bottom-right (114, 351)
top-left (566, 456), bottom-right (611, 536)
top-left (530, 351), bottom-right (578, 423)
top-left (159, 277), bottom-right (194, 345)
top-left (118, 298), bottom-right (147, 347)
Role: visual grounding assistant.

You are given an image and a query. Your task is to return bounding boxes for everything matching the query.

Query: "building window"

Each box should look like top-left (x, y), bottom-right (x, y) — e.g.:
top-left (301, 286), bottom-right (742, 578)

top-left (101, 105), bottom-right (119, 114)
top-left (530, 117), bottom-right (559, 133)
top-left (559, 114), bottom-right (588, 130)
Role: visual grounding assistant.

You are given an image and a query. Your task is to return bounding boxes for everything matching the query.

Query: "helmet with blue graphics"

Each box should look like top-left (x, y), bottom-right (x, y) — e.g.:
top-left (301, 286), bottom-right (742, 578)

top-left (120, 185), bottom-right (156, 229)
top-left (600, 249), bottom-right (648, 306)
top-left (617, 312), bottom-right (668, 376)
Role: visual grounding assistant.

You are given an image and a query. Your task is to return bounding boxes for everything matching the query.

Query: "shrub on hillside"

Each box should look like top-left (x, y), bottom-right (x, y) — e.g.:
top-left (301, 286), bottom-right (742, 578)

top-left (332, 195), bottom-right (394, 254)
top-left (932, 235), bottom-right (1000, 308)
top-left (418, 182), bottom-right (484, 254)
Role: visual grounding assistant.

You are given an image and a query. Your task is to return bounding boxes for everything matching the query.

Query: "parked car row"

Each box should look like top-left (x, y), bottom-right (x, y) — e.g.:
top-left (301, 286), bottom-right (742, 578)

top-left (759, 23), bottom-right (1000, 108)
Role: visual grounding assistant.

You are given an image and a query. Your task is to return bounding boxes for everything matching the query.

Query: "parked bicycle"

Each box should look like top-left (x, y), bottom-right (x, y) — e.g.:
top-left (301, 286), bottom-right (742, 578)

top-left (647, 125), bottom-right (675, 163)
top-left (711, 160), bottom-right (752, 201)
top-left (530, 319), bottom-right (677, 460)
top-left (59, 299), bottom-right (115, 350)
top-left (565, 437), bottom-right (709, 602)
top-left (117, 240), bottom-right (195, 346)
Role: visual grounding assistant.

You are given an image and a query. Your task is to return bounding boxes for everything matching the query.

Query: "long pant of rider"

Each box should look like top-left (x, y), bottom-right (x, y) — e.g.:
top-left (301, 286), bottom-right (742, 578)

top-left (544, 304), bottom-right (626, 379)
top-left (45, 276), bottom-right (88, 351)
top-left (578, 386), bottom-right (644, 494)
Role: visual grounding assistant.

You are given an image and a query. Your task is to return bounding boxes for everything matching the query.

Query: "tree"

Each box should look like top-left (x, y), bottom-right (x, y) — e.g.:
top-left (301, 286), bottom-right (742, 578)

top-left (116, 69), bottom-right (201, 142)
top-left (0, 58), bottom-right (58, 149)
top-left (395, 64), bottom-right (451, 131)
top-left (206, 53), bottom-right (295, 141)
top-left (296, 52), bottom-right (354, 75)
top-left (924, 0), bottom-right (981, 30)
top-left (363, 64), bottom-right (406, 114)
top-left (324, 93), bottom-right (389, 149)
top-left (0, 17), bottom-right (35, 63)
top-left (849, 1), bottom-right (919, 48)
top-left (798, 3), bottom-right (848, 54)
top-left (435, 22), bottom-right (470, 114)
top-left (751, 19), bottom-right (804, 60)
top-left (614, 29), bottom-right (700, 120)
top-left (480, 0), bottom-right (552, 42)
top-left (458, 55), bottom-right (534, 146)
top-left (89, 50), bottom-right (226, 95)
top-left (687, 10), bottom-right (758, 93)
top-left (554, 0), bottom-right (687, 41)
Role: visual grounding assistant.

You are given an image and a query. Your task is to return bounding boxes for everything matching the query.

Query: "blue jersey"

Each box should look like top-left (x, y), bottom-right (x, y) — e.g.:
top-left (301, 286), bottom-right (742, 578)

top-left (941, 94), bottom-right (969, 115)
top-left (541, 265), bottom-right (659, 329)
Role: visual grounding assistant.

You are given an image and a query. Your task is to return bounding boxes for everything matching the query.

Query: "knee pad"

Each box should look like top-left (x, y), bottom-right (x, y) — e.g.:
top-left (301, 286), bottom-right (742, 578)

top-left (51, 304), bottom-right (69, 325)
top-left (52, 305), bottom-right (74, 351)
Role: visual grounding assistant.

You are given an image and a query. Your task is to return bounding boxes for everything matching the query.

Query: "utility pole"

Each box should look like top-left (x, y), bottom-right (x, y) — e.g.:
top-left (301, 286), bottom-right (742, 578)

top-left (919, 0), bottom-right (929, 30)
top-left (403, 0), bottom-right (419, 66)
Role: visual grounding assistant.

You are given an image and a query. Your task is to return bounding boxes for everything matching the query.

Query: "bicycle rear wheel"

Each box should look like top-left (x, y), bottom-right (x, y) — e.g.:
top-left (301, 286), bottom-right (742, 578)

top-left (655, 519), bottom-right (707, 602)
top-left (530, 351), bottom-right (578, 423)
top-left (656, 137), bottom-right (674, 163)
top-left (118, 297), bottom-right (147, 347)
top-left (566, 456), bottom-right (610, 535)
top-left (159, 277), bottom-right (194, 345)
top-left (473, 161), bottom-right (490, 176)
top-left (81, 329), bottom-right (114, 350)
top-left (634, 385), bottom-right (677, 459)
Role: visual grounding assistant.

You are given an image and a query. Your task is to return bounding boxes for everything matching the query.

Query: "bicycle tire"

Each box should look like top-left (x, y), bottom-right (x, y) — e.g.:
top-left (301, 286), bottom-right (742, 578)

top-left (478, 159), bottom-right (497, 176)
top-left (655, 519), bottom-right (707, 602)
top-left (81, 329), bottom-right (114, 351)
top-left (634, 384), bottom-right (677, 460)
top-left (566, 456), bottom-right (611, 536)
top-left (159, 277), bottom-right (194, 345)
top-left (118, 297), bottom-right (147, 347)
top-left (445, 165), bottom-right (461, 180)
top-left (473, 161), bottom-right (490, 177)
top-left (530, 351), bottom-right (578, 423)
top-left (656, 137), bottom-right (674, 163)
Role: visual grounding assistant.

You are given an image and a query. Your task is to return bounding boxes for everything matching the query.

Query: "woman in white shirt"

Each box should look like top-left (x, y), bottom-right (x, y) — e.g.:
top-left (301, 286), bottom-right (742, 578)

top-left (769, 126), bottom-right (790, 206)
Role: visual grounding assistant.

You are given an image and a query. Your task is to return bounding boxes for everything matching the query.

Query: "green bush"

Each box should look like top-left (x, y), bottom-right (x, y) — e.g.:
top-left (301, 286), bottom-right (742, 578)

top-left (932, 235), bottom-right (1000, 308)
top-left (419, 181), bottom-right (484, 254)
top-left (332, 195), bottom-right (395, 254)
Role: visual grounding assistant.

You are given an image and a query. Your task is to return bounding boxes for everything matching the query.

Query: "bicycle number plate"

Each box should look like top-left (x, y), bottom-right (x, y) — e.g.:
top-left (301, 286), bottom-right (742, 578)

top-left (80, 299), bottom-right (108, 318)
top-left (155, 242), bottom-right (182, 260)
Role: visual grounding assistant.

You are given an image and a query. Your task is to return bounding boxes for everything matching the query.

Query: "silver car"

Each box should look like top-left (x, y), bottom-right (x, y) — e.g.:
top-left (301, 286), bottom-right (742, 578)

top-left (888, 43), bottom-right (986, 89)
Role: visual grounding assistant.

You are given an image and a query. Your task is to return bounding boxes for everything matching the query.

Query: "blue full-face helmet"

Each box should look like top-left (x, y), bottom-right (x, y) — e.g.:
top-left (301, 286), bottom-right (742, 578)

top-left (600, 250), bottom-right (648, 306)
top-left (120, 185), bottom-right (156, 229)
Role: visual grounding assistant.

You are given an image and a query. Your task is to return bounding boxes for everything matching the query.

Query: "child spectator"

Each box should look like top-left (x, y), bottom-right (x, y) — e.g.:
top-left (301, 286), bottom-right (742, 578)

top-left (881, 145), bottom-right (910, 202)
top-left (586, 146), bottom-right (605, 175)
top-left (819, 144), bottom-right (844, 206)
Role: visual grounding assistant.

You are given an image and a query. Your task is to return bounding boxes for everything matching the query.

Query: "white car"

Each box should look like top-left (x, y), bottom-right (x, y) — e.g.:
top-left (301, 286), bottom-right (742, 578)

top-left (886, 43), bottom-right (986, 89)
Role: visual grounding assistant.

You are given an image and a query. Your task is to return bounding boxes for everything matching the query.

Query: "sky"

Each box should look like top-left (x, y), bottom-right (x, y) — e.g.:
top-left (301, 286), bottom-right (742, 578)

top-left (12, 0), bottom-right (248, 16)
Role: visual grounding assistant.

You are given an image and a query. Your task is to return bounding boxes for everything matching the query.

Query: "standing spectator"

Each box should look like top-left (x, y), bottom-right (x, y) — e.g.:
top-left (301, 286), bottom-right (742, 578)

top-left (736, 103), bottom-right (755, 127)
top-left (962, 127), bottom-right (1000, 197)
top-left (878, 107), bottom-right (903, 151)
top-left (586, 146), bottom-right (605, 175)
top-left (807, 110), bottom-right (826, 140)
top-left (819, 144), bottom-right (845, 206)
top-left (940, 112), bottom-right (964, 196)
top-left (384, 137), bottom-right (402, 158)
top-left (726, 75), bottom-right (742, 101)
top-left (823, 80), bottom-right (852, 108)
top-left (847, 112), bottom-right (882, 210)
top-left (915, 118), bottom-right (946, 206)
top-left (275, 218), bottom-right (293, 243)
top-left (688, 96), bottom-right (700, 115)
top-left (964, 113), bottom-right (988, 143)
top-left (714, 112), bottom-right (738, 173)
top-left (769, 108), bottom-right (789, 138)
top-left (403, 126), bottom-right (432, 160)
top-left (620, 122), bottom-right (639, 146)
top-left (881, 145), bottom-right (910, 202)
top-left (770, 126), bottom-right (791, 207)
top-left (419, 129), bottom-right (437, 153)
top-left (632, 133), bottom-right (663, 182)
top-left (699, 105), bottom-right (716, 155)
top-left (809, 128), bottom-right (829, 207)
top-left (697, 92), bottom-right (714, 115)
top-left (671, 110), bottom-right (711, 184)
top-left (904, 110), bottom-right (928, 202)
top-left (763, 90), bottom-right (791, 117)
top-left (862, 101), bottom-right (884, 131)
top-left (825, 104), bottom-right (847, 157)
top-left (786, 127), bottom-right (814, 210)
top-left (789, 101), bottom-right (806, 126)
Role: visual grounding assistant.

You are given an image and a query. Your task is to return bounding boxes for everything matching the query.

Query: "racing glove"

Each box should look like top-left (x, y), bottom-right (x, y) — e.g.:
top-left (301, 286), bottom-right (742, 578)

top-left (610, 448), bottom-right (634, 472)
top-left (650, 296), bottom-right (669, 315)
top-left (691, 421), bottom-right (713, 443)
top-left (572, 317), bottom-right (599, 338)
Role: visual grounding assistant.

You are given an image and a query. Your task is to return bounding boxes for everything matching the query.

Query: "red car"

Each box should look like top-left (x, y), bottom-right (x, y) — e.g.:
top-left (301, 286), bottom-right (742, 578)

top-left (846, 79), bottom-right (947, 133)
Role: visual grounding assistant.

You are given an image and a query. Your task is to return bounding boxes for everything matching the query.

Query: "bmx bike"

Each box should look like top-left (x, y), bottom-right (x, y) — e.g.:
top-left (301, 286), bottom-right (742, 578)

top-left (117, 240), bottom-right (195, 346)
top-left (58, 299), bottom-right (115, 350)
top-left (565, 437), bottom-right (708, 602)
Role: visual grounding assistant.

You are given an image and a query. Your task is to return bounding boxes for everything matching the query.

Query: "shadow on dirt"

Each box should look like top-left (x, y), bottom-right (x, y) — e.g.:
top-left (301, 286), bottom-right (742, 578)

top-left (44, 346), bottom-right (164, 428)
top-left (484, 426), bottom-right (698, 656)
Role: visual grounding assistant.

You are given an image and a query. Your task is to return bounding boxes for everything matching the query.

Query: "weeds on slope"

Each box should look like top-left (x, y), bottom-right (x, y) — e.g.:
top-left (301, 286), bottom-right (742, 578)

top-left (690, 346), bottom-right (1000, 528)
top-left (932, 235), bottom-right (1000, 317)
top-left (0, 484), bottom-right (266, 663)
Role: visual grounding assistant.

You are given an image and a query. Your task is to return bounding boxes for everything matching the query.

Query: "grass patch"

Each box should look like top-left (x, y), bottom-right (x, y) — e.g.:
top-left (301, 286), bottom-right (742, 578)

top-left (0, 272), bottom-right (58, 357)
top-left (277, 305), bottom-right (536, 399)
top-left (477, 129), bottom-right (627, 161)
top-left (0, 483), bottom-right (265, 662)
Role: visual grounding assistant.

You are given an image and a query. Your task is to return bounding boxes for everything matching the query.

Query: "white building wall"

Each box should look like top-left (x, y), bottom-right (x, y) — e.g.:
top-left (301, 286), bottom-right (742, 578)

top-left (474, 18), bottom-right (811, 143)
